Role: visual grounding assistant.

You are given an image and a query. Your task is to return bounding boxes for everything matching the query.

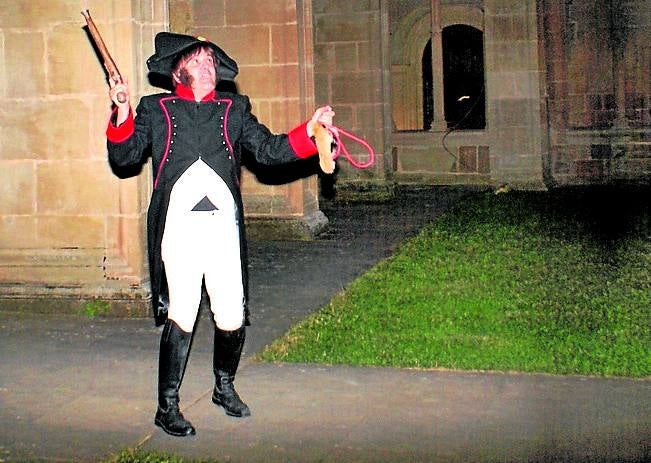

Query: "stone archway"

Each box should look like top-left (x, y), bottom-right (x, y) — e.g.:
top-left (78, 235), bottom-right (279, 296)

top-left (390, 2), bottom-right (485, 132)
top-left (390, 7), bottom-right (431, 131)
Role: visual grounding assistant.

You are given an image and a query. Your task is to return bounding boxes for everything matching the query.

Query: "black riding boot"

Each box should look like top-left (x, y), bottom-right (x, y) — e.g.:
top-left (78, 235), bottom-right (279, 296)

top-left (154, 320), bottom-right (196, 436)
top-left (212, 326), bottom-right (251, 417)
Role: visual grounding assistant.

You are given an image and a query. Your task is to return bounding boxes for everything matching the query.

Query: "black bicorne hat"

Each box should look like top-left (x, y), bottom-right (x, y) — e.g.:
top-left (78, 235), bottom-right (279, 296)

top-left (146, 32), bottom-right (239, 81)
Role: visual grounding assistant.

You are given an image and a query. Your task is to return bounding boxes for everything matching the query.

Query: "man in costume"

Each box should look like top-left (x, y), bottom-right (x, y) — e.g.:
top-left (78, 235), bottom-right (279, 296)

top-left (106, 32), bottom-right (334, 437)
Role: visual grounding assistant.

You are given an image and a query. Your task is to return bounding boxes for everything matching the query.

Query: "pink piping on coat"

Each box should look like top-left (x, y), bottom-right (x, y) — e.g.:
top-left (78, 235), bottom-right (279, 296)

top-left (211, 97), bottom-right (234, 155)
top-left (154, 96), bottom-right (234, 189)
top-left (154, 96), bottom-right (176, 189)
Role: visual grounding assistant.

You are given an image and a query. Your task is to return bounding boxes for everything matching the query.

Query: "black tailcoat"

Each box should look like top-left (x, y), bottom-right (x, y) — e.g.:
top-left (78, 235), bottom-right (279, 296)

top-left (107, 87), bottom-right (312, 326)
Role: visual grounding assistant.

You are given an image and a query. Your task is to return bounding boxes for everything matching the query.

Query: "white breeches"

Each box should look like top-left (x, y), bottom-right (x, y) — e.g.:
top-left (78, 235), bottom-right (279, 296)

top-left (161, 159), bottom-right (244, 333)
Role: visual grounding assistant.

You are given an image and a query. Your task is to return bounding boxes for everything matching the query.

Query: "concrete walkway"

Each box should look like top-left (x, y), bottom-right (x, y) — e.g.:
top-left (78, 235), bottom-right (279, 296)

top-left (0, 187), bottom-right (649, 462)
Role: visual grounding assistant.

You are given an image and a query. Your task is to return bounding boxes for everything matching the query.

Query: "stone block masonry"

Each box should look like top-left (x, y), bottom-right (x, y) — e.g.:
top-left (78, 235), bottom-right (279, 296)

top-left (0, 0), bottom-right (166, 312)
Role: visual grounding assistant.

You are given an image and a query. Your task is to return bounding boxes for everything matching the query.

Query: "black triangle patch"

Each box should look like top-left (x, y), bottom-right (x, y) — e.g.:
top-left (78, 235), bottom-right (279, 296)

top-left (191, 196), bottom-right (218, 211)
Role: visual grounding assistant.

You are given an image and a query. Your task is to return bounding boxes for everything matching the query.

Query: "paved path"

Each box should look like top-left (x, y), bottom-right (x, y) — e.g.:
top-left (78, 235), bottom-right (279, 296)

top-left (0, 187), bottom-right (649, 462)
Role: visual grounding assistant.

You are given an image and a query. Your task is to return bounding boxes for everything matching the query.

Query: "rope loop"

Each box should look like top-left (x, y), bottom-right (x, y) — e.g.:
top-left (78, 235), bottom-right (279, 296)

top-left (324, 123), bottom-right (375, 169)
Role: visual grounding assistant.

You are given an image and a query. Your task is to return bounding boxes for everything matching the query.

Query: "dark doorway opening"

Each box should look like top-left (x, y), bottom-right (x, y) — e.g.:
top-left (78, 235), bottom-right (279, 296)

top-left (422, 39), bottom-right (434, 130)
top-left (442, 25), bottom-right (485, 130)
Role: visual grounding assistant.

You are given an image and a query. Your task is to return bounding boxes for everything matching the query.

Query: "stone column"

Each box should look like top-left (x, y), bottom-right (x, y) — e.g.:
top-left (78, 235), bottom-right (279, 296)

top-left (430, 0), bottom-right (447, 131)
top-left (313, 0), bottom-right (390, 199)
top-left (484, 0), bottom-right (546, 189)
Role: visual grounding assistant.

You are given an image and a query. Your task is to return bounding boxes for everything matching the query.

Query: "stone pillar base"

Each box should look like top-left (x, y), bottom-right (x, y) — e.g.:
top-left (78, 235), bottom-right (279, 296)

top-left (245, 210), bottom-right (329, 241)
top-left (0, 293), bottom-right (151, 319)
top-left (327, 181), bottom-right (396, 202)
top-left (0, 249), bottom-right (151, 318)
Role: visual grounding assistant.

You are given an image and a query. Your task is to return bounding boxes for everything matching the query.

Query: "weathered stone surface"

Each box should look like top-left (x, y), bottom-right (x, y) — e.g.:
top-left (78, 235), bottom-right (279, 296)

top-left (0, 161), bottom-right (35, 215)
top-left (267, 99), bottom-right (301, 133)
top-left (398, 146), bottom-right (454, 173)
top-left (37, 215), bottom-right (105, 249)
top-left (478, 146), bottom-right (491, 173)
top-left (0, 101), bottom-right (39, 160)
top-left (315, 12), bottom-right (376, 44)
top-left (90, 96), bottom-right (116, 160)
top-left (48, 22), bottom-right (106, 95)
top-left (357, 40), bottom-right (381, 70)
top-left (355, 104), bottom-right (383, 132)
top-left (225, 0), bottom-right (296, 26)
top-left (315, 43), bottom-right (336, 75)
top-left (105, 215), bottom-right (148, 278)
top-left (458, 146), bottom-right (478, 173)
top-left (313, 0), bottom-right (376, 14)
top-left (245, 212), bottom-right (328, 241)
top-left (200, 25), bottom-right (271, 66)
top-left (243, 193), bottom-right (292, 215)
top-left (4, 31), bottom-right (46, 98)
top-left (36, 161), bottom-right (119, 215)
top-left (34, 99), bottom-right (92, 160)
top-left (333, 43), bottom-right (358, 73)
top-left (272, 24), bottom-right (299, 64)
top-left (331, 71), bottom-right (381, 104)
top-left (0, 0), bottom-right (79, 29)
top-left (192, 0), bottom-right (226, 27)
top-left (169, 0), bottom-right (193, 34)
top-left (0, 216), bottom-right (37, 249)
top-left (238, 64), bottom-right (300, 100)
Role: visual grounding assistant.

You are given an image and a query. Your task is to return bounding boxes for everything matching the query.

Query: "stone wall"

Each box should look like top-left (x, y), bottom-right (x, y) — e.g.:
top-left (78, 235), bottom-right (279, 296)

top-left (368, 0), bottom-right (546, 189)
top-left (541, 0), bottom-right (651, 185)
top-left (0, 0), bottom-right (168, 314)
top-left (2, 0), bottom-right (648, 316)
top-left (0, 0), bottom-right (328, 316)
top-left (484, 0), bottom-right (545, 189)
top-left (313, 0), bottom-right (391, 198)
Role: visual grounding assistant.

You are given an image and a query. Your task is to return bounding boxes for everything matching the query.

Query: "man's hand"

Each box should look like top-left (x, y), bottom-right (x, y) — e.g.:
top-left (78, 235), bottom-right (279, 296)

top-left (307, 105), bottom-right (335, 136)
top-left (307, 106), bottom-right (337, 174)
top-left (109, 76), bottom-right (130, 126)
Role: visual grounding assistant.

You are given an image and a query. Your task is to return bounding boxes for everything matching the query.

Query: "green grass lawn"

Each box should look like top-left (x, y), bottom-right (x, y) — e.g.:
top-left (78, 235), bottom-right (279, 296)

top-left (105, 449), bottom-right (219, 463)
top-left (259, 188), bottom-right (651, 377)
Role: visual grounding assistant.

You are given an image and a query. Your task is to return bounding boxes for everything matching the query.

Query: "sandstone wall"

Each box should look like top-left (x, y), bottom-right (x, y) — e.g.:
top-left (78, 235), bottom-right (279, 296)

top-left (313, 0), bottom-right (546, 192)
top-left (0, 0), bottom-right (324, 316)
top-left (484, 0), bottom-right (546, 189)
top-left (312, 0), bottom-right (392, 198)
top-left (541, 0), bottom-right (651, 185)
top-left (0, 0), bottom-right (168, 314)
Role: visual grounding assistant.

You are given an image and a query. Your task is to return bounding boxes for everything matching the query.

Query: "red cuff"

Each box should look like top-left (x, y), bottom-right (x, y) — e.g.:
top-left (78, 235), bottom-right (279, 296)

top-left (106, 107), bottom-right (134, 143)
top-left (288, 121), bottom-right (317, 159)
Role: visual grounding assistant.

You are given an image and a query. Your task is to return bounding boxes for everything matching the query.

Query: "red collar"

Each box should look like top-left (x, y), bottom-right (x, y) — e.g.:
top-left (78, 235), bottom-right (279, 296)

top-left (174, 84), bottom-right (216, 102)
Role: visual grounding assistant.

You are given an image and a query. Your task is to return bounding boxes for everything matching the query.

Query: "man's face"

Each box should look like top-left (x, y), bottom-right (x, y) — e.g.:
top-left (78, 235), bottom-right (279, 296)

top-left (183, 48), bottom-right (217, 94)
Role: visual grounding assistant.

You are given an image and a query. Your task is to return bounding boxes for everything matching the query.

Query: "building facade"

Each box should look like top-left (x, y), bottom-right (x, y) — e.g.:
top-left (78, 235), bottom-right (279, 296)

top-left (1, 0), bottom-right (649, 314)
